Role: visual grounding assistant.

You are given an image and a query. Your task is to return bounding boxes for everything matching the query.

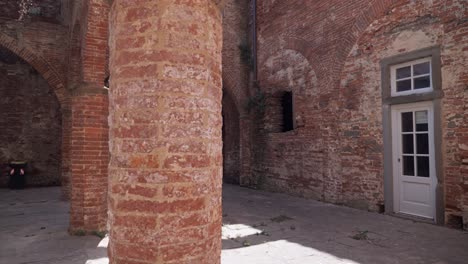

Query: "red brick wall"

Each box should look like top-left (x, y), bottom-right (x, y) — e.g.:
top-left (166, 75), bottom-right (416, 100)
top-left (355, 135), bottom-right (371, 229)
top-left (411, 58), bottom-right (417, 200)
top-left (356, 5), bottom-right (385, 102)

top-left (0, 16), bottom-right (70, 196)
top-left (222, 0), bottom-right (250, 106)
top-left (69, 89), bottom-right (109, 232)
top-left (0, 0), bottom-right (111, 231)
top-left (0, 8), bottom-right (69, 192)
top-left (0, 47), bottom-right (61, 187)
top-left (65, 0), bottom-right (109, 88)
top-left (222, 91), bottom-right (240, 184)
top-left (222, 0), bottom-right (253, 184)
top-left (255, 0), bottom-right (468, 225)
top-left (338, 0), bottom-right (468, 219)
top-left (81, 0), bottom-right (109, 85)
top-left (68, 0), bottom-right (110, 231)
top-left (108, 0), bottom-right (223, 262)
top-left (0, 0), bottom-right (62, 21)
top-left (0, 20), bottom-right (68, 96)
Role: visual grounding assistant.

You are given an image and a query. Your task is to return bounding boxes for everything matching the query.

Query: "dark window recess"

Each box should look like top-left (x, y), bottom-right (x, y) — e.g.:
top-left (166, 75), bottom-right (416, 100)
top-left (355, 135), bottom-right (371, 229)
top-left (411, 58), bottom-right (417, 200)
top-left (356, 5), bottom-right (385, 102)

top-left (281, 91), bottom-right (294, 132)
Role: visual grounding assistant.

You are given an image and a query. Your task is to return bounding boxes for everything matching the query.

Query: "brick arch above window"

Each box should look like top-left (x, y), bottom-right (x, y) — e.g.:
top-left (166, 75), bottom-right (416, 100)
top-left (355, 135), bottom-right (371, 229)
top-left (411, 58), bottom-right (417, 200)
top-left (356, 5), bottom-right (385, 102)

top-left (261, 49), bottom-right (318, 96)
top-left (0, 33), bottom-right (67, 104)
top-left (335, 0), bottom-right (405, 79)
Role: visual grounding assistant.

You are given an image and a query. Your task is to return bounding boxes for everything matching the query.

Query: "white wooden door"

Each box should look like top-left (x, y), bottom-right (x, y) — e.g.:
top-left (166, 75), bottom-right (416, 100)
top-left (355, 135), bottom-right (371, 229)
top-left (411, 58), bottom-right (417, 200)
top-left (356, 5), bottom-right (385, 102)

top-left (392, 102), bottom-right (436, 220)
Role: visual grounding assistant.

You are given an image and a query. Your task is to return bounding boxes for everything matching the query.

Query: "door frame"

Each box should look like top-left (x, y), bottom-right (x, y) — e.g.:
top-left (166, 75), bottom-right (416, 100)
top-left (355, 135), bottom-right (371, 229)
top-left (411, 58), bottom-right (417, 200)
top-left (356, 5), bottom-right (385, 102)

top-left (383, 99), bottom-right (444, 224)
top-left (391, 101), bottom-right (437, 220)
top-left (381, 47), bottom-right (444, 225)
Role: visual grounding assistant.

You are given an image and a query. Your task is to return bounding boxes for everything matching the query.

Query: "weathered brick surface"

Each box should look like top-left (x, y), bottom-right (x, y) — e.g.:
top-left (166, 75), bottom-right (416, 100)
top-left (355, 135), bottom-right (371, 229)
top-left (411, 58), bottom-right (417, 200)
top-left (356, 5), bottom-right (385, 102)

top-left (69, 88), bottom-right (109, 232)
top-left (339, 0), bottom-right (468, 218)
top-left (66, 0), bottom-right (110, 229)
top-left (108, 0), bottom-right (223, 263)
top-left (0, 24), bottom-right (67, 103)
top-left (0, 10), bottom-right (68, 192)
top-left (222, 0), bottom-right (250, 106)
top-left (81, 0), bottom-right (109, 85)
top-left (0, 0), bottom-right (62, 21)
top-left (0, 48), bottom-right (61, 187)
top-left (0, 3), bottom-right (464, 259)
top-left (0, 0), bottom-right (110, 229)
top-left (255, 0), bottom-right (468, 226)
top-left (61, 100), bottom-right (72, 199)
top-left (222, 91), bottom-right (240, 184)
top-left (222, 0), bottom-right (254, 185)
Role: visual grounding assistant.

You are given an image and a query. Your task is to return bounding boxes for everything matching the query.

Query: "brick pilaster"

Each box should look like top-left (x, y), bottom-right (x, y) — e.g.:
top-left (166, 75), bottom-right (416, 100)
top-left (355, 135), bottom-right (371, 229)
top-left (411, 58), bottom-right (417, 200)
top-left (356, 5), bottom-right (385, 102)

top-left (69, 84), bottom-right (109, 233)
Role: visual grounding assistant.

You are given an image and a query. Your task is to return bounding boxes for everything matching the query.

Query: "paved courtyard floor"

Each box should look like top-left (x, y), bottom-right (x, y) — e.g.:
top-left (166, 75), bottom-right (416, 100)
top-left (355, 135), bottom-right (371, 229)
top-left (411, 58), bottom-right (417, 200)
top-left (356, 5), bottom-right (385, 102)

top-left (0, 187), bottom-right (106, 264)
top-left (1, 185), bottom-right (468, 264)
top-left (221, 185), bottom-right (468, 264)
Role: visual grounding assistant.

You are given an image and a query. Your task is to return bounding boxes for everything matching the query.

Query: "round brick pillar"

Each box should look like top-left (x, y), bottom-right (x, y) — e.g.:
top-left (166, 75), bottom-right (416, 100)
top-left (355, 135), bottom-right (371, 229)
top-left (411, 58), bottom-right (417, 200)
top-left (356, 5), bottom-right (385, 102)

top-left (108, 1), bottom-right (223, 263)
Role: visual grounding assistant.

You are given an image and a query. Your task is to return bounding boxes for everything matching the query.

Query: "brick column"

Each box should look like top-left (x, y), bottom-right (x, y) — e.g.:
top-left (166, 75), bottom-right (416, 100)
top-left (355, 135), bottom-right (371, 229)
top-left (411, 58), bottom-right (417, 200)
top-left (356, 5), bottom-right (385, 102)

top-left (61, 99), bottom-right (72, 200)
top-left (108, 1), bottom-right (223, 263)
top-left (69, 84), bottom-right (109, 233)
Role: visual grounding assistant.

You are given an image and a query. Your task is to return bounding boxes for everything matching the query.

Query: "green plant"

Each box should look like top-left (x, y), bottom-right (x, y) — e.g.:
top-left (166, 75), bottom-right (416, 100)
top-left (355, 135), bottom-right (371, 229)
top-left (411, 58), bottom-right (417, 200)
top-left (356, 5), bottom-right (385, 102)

top-left (92, 231), bottom-right (107, 239)
top-left (72, 229), bottom-right (86, 236)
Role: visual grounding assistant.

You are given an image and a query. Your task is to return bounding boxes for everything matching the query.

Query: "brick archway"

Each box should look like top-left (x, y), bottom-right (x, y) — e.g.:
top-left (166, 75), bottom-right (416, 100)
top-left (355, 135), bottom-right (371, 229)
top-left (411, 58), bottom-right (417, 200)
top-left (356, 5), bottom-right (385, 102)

top-left (0, 32), bottom-right (72, 204)
top-left (0, 33), bottom-right (67, 104)
top-left (335, 0), bottom-right (404, 83)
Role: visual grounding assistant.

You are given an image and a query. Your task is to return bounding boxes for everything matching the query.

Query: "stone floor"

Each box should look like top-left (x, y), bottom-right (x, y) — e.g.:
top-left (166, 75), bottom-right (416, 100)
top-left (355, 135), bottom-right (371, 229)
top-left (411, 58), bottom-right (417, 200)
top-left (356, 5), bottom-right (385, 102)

top-left (0, 187), bottom-right (107, 264)
top-left (1, 185), bottom-right (468, 264)
top-left (221, 185), bottom-right (468, 264)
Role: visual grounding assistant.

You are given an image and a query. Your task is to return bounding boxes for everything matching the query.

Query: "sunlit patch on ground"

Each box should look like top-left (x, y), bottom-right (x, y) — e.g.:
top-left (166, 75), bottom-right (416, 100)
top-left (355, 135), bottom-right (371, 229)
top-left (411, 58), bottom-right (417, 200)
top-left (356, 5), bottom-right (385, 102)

top-left (222, 224), bottom-right (264, 240)
top-left (222, 239), bottom-right (361, 264)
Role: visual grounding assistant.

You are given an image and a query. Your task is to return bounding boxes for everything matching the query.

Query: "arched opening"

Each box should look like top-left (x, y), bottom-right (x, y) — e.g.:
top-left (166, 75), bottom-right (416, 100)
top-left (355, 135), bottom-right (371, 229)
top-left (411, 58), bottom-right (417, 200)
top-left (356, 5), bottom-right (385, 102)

top-left (0, 46), bottom-right (62, 188)
top-left (0, 32), bottom-right (69, 198)
top-left (222, 90), bottom-right (241, 185)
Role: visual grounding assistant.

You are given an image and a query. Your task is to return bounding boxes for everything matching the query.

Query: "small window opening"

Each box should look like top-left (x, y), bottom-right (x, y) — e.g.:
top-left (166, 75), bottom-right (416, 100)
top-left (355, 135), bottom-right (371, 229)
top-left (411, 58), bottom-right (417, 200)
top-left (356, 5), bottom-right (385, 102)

top-left (281, 91), bottom-right (294, 132)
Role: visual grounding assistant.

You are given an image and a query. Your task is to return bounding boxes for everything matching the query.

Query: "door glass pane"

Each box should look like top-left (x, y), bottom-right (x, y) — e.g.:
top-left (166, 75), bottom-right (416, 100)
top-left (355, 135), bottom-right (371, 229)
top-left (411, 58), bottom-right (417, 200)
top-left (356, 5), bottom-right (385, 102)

top-left (413, 62), bottom-right (430, 75)
top-left (402, 134), bottom-right (414, 154)
top-left (403, 156), bottom-right (415, 176)
top-left (401, 112), bottom-right (413, 132)
top-left (415, 111), bottom-right (428, 131)
top-left (397, 66), bottom-right (411, 79)
top-left (416, 134), bottom-right (429, 154)
top-left (397, 79), bottom-right (412, 92)
top-left (417, 156), bottom-right (430, 177)
top-left (414, 76), bottom-right (431, 89)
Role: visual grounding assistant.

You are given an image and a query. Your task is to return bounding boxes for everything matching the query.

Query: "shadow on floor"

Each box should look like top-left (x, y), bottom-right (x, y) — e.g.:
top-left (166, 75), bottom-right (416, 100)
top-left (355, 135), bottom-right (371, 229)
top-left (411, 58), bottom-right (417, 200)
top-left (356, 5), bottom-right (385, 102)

top-left (221, 184), bottom-right (468, 264)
